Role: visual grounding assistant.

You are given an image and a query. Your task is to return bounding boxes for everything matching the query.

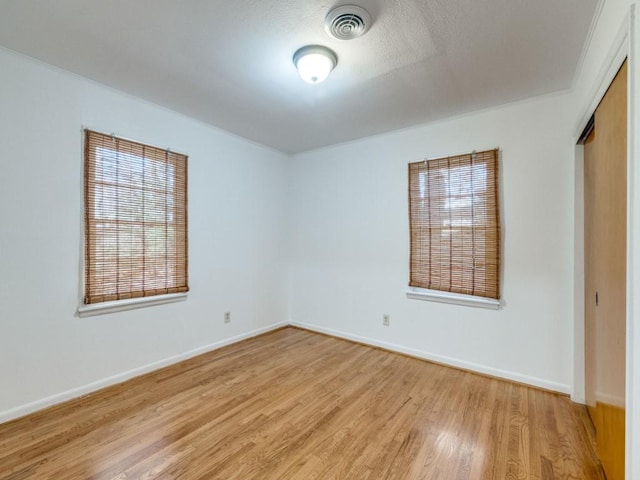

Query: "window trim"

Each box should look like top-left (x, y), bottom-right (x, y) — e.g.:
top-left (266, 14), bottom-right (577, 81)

top-left (77, 292), bottom-right (187, 317)
top-left (408, 148), bottom-right (502, 301)
top-left (79, 128), bottom-right (189, 316)
top-left (406, 287), bottom-right (502, 310)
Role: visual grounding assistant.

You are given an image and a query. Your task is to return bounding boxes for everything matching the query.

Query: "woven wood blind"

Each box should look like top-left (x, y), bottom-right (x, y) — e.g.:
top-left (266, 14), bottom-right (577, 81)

top-left (408, 149), bottom-right (500, 299)
top-left (84, 130), bottom-right (188, 304)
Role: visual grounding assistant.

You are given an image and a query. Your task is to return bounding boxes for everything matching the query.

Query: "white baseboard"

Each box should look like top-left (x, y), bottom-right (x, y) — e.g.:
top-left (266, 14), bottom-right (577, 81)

top-left (0, 321), bottom-right (287, 424)
top-left (1, 319), bottom-right (575, 424)
top-left (289, 321), bottom-right (571, 396)
top-left (571, 394), bottom-right (587, 405)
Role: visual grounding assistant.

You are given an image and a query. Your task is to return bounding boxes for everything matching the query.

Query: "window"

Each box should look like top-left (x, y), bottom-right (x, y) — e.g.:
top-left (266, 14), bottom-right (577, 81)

top-left (83, 130), bottom-right (188, 307)
top-left (408, 149), bottom-right (500, 302)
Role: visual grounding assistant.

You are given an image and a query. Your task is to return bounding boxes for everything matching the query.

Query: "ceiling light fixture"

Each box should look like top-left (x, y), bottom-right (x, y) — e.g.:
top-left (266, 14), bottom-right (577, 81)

top-left (293, 45), bottom-right (338, 84)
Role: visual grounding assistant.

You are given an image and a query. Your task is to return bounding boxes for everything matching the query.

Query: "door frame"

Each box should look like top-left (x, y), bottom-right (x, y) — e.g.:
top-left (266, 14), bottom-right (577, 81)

top-left (573, 5), bottom-right (639, 479)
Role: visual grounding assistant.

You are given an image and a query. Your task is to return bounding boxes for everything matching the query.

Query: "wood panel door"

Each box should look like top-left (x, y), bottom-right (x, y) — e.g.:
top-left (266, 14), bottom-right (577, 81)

top-left (584, 60), bottom-right (627, 480)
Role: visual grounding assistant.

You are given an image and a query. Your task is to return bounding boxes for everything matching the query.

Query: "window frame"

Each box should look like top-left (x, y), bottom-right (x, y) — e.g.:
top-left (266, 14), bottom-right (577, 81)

top-left (406, 149), bottom-right (502, 309)
top-left (78, 129), bottom-right (188, 317)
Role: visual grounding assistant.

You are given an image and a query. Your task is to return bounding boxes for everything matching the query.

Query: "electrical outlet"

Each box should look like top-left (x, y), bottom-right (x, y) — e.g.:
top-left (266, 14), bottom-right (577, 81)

top-left (383, 314), bottom-right (390, 326)
top-left (224, 312), bottom-right (231, 323)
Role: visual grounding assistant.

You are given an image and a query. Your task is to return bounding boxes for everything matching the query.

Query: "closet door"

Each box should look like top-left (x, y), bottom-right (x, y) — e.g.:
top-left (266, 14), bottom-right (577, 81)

top-left (584, 60), bottom-right (627, 480)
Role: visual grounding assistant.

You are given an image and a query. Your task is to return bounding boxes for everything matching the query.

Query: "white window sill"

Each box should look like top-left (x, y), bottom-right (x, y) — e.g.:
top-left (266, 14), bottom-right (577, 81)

top-left (406, 288), bottom-right (502, 310)
top-left (77, 293), bottom-right (187, 317)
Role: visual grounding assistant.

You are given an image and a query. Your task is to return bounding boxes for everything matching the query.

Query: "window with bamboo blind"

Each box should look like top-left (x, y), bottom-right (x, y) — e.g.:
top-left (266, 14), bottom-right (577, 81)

top-left (408, 149), bottom-right (500, 300)
top-left (84, 130), bottom-right (188, 305)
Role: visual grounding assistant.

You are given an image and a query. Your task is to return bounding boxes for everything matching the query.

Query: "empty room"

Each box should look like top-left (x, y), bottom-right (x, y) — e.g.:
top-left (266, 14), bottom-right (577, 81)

top-left (0, 0), bottom-right (639, 479)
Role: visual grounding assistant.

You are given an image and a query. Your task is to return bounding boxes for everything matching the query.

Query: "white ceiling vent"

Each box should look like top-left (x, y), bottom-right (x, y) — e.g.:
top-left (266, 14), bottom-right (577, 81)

top-left (325, 5), bottom-right (372, 40)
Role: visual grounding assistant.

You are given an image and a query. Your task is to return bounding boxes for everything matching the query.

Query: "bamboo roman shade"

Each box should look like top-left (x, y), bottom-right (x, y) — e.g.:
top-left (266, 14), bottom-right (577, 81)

top-left (84, 130), bottom-right (188, 304)
top-left (408, 149), bottom-right (500, 299)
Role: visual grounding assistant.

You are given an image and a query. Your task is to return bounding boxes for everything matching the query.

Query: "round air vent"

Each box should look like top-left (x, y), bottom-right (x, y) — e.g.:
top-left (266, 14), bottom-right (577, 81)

top-left (325, 5), bottom-right (372, 40)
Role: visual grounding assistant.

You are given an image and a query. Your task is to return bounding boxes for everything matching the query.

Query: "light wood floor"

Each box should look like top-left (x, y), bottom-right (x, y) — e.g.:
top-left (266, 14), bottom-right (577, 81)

top-left (0, 327), bottom-right (603, 479)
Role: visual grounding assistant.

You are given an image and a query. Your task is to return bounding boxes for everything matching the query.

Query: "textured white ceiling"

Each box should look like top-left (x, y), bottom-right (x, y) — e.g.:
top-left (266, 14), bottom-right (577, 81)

top-left (0, 0), bottom-right (598, 153)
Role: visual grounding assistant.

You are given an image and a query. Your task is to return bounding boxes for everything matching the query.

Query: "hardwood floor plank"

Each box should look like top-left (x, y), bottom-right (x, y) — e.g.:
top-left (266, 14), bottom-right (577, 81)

top-left (0, 328), bottom-right (604, 479)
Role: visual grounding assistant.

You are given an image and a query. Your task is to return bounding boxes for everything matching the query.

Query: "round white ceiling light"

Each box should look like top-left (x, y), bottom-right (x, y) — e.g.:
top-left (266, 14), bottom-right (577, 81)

top-left (325, 5), bottom-right (372, 40)
top-left (293, 45), bottom-right (338, 84)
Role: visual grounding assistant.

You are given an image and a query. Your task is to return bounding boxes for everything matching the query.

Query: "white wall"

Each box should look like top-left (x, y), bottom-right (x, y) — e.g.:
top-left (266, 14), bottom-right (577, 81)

top-left (288, 93), bottom-right (575, 393)
top-left (569, 1), bottom-right (638, 478)
top-left (0, 48), bottom-right (289, 420)
top-left (2, 4), bottom-right (638, 474)
top-left (571, 0), bottom-right (632, 130)
top-left (568, 0), bottom-right (632, 407)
